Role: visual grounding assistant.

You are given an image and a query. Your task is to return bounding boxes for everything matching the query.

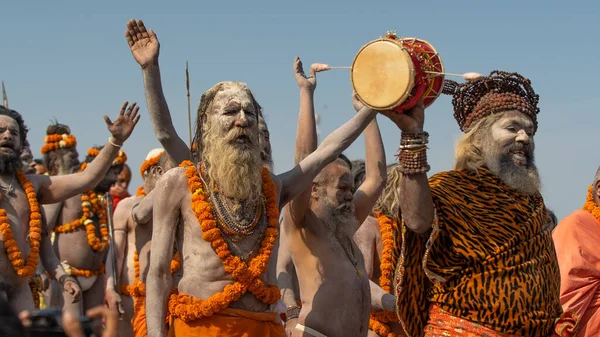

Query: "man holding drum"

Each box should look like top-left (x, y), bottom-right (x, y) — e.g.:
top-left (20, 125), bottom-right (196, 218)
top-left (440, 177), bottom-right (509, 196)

top-left (378, 71), bottom-right (578, 336)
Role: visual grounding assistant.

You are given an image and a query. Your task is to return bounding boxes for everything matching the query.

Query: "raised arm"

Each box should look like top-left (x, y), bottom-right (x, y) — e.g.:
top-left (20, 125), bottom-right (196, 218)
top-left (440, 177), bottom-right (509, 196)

top-left (379, 101), bottom-right (433, 234)
top-left (125, 19), bottom-right (192, 165)
top-left (278, 104), bottom-right (377, 209)
top-left (146, 169), bottom-right (183, 337)
top-left (131, 190), bottom-right (156, 225)
top-left (285, 57), bottom-right (329, 225)
top-left (351, 96), bottom-right (386, 227)
top-left (35, 102), bottom-right (140, 205)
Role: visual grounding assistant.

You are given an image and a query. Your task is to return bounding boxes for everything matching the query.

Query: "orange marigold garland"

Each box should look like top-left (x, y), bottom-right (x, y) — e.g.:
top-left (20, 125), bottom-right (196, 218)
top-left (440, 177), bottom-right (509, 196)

top-left (369, 213), bottom-right (401, 337)
top-left (41, 134), bottom-right (77, 154)
top-left (139, 152), bottom-right (163, 178)
top-left (168, 160), bottom-right (280, 322)
top-left (79, 148), bottom-right (127, 171)
top-left (53, 191), bottom-right (110, 252)
top-left (583, 186), bottom-right (600, 223)
top-left (135, 186), bottom-right (146, 197)
top-left (69, 264), bottom-right (105, 278)
top-left (0, 170), bottom-right (42, 277)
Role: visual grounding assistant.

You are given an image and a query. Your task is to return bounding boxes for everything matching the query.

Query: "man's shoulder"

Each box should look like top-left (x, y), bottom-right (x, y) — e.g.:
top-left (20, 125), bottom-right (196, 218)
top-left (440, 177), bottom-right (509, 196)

top-left (556, 209), bottom-right (598, 232)
top-left (159, 167), bottom-right (188, 185)
top-left (117, 195), bottom-right (143, 209)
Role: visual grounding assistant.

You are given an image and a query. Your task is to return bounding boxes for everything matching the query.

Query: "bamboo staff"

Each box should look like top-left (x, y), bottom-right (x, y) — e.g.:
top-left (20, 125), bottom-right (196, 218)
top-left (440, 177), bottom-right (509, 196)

top-left (2, 81), bottom-right (7, 108)
top-left (186, 61), bottom-right (192, 146)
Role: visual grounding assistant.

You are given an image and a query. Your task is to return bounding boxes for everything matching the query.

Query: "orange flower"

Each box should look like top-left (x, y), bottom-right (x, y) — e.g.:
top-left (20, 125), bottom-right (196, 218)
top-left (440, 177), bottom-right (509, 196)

top-left (135, 186), bottom-right (146, 197)
top-left (70, 264), bottom-right (105, 278)
top-left (168, 160), bottom-right (280, 322)
top-left (41, 133), bottom-right (77, 154)
top-left (54, 190), bottom-right (110, 252)
top-left (139, 153), bottom-right (163, 178)
top-left (81, 147), bottom-right (126, 169)
top-left (0, 171), bottom-right (42, 278)
top-left (368, 213), bottom-right (402, 335)
top-left (583, 186), bottom-right (600, 223)
top-left (121, 249), bottom-right (181, 298)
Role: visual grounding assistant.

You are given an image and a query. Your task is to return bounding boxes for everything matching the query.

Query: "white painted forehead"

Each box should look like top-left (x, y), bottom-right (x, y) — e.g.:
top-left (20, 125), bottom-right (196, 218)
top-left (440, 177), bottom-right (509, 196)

top-left (498, 110), bottom-right (534, 126)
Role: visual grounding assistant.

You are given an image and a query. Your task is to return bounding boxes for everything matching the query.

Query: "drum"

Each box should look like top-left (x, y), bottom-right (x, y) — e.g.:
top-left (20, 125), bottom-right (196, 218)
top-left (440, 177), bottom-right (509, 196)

top-left (351, 33), bottom-right (445, 113)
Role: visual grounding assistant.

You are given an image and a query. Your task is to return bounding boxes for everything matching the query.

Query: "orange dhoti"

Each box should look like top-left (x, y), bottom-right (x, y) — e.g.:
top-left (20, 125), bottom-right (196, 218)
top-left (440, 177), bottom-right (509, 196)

top-left (171, 307), bottom-right (284, 337)
top-left (132, 295), bottom-right (148, 337)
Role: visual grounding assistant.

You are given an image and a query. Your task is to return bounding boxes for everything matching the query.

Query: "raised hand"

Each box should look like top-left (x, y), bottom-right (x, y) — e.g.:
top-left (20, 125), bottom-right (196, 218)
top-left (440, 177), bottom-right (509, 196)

top-left (103, 102), bottom-right (141, 144)
top-left (352, 92), bottom-right (365, 113)
top-left (378, 98), bottom-right (425, 133)
top-left (294, 56), bottom-right (330, 91)
top-left (125, 19), bottom-right (159, 68)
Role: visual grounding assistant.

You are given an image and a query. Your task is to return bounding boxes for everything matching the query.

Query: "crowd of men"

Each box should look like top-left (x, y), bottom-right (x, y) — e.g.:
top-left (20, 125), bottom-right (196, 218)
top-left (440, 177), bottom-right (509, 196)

top-left (0, 17), bottom-right (599, 337)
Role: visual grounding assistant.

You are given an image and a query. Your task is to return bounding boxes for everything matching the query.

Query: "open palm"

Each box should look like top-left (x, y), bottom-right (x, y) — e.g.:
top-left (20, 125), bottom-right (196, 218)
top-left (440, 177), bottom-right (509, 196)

top-left (125, 19), bottom-right (159, 68)
top-left (103, 101), bottom-right (141, 143)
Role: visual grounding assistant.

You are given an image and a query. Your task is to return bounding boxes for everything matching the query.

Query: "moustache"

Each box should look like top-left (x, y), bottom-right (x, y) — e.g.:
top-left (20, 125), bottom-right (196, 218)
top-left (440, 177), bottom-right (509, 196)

top-left (227, 128), bottom-right (255, 144)
top-left (335, 202), bottom-right (354, 211)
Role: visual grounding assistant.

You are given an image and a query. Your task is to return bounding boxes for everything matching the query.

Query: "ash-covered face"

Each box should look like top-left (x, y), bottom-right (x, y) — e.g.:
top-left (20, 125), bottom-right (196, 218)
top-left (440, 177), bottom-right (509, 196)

top-left (202, 84), bottom-right (263, 203)
top-left (258, 117), bottom-right (273, 170)
top-left (0, 115), bottom-right (23, 174)
top-left (314, 163), bottom-right (357, 232)
top-left (483, 110), bottom-right (541, 194)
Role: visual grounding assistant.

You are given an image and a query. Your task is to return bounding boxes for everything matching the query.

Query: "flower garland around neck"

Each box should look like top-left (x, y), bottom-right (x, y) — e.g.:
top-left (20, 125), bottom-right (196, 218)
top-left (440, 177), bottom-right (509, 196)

top-left (41, 133), bottom-right (77, 154)
top-left (583, 185), bottom-right (600, 223)
top-left (135, 186), bottom-right (146, 197)
top-left (369, 212), bottom-right (401, 337)
top-left (168, 160), bottom-right (280, 321)
top-left (0, 170), bottom-right (42, 277)
top-left (53, 191), bottom-right (110, 252)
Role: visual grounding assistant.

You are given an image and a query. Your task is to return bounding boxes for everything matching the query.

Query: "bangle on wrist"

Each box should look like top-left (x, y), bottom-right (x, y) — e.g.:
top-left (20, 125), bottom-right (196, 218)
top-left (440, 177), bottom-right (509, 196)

top-left (397, 131), bottom-right (430, 174)
top-left (285, 306), bottom-right (301, 321)
top-left (108, 137), bottom-right (122, 148)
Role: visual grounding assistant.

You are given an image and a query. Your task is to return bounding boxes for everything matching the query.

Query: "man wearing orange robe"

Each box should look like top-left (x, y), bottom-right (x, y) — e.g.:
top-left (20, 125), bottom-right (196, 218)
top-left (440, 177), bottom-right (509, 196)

top-left (553, 169), bottom-right (600, 336)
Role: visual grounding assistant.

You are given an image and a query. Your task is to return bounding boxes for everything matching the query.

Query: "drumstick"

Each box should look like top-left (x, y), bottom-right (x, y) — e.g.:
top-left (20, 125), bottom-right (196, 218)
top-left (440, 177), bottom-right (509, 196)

top-left (328, 66), bottom-right (351, 69)
top-left (425, 71), bottom-right (482, 81)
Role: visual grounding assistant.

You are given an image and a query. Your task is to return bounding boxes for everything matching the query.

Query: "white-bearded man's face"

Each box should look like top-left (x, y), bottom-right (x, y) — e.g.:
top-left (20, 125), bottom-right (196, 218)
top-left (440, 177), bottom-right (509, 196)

top-left (483, 110), bottom-right (541, 195)
top-left (202, 83), bottom-right (263, 204)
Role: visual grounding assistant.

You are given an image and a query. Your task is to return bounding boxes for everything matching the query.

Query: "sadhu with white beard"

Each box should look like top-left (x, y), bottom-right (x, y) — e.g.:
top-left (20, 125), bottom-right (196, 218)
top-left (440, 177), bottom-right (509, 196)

top-left (378, 71), bottom-right (578, 337)
top-left (124, 19), bottom-right (380, 337)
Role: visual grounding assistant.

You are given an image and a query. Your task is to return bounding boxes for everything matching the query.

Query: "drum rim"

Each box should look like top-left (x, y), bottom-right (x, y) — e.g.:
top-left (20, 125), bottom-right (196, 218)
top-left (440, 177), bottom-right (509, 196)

top-left (399, 37), bottom-right (446, 108)
top-left (350, 38), bottom-right (416, 110)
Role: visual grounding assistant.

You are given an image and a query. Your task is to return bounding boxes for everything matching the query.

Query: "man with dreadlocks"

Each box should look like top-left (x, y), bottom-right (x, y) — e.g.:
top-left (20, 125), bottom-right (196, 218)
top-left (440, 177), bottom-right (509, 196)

top-left (105, 148), bottom-right (176, 337)
top-left (125, 18), bottom-right (381, 337)
top-left (0, 102), bottom-right (139, 316)
top-left (378, 71), bottom-right (577, 337)
top-left (552, 166), bottom-right (600, 336)
top-left (43, 103), bottom-right (137, 318)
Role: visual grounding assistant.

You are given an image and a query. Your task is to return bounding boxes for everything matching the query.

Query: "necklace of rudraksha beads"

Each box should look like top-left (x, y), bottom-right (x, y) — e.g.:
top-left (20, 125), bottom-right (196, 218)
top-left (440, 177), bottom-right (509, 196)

top-left (209, 189), bottom-right (264, 243)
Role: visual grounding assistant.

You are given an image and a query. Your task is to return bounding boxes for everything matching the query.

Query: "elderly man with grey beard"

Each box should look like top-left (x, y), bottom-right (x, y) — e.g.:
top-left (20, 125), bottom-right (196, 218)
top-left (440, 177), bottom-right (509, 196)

top-left (376, 71), bottom-right (578, 337)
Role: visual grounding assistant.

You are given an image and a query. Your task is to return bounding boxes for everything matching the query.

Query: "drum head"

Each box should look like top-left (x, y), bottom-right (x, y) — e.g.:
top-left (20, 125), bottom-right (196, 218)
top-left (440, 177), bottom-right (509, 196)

top-left (351, 39), bottom-right (415, 110)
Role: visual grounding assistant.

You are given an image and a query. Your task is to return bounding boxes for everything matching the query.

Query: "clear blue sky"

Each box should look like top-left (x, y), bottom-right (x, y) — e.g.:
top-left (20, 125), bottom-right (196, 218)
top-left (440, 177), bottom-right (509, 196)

top-left (1, 0), bottom-right (598, 221)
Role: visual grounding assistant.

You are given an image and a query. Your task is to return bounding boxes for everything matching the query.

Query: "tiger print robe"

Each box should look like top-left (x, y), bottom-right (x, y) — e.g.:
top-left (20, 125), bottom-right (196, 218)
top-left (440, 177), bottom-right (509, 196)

top-left (394, 168), bottom-right (576, 337)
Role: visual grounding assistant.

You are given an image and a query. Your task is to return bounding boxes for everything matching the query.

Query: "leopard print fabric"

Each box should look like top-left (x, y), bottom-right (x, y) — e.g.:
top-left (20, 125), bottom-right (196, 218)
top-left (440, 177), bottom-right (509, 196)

top-left (394, 169), bottom-right (564, 337)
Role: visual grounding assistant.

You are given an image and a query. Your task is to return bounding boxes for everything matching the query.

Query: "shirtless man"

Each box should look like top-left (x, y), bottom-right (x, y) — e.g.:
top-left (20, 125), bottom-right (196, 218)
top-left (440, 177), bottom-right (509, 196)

top-left (41, 103), bottom-right (139, 317)
top-left (0, 102), bottom-right (139, 315)
top-left (353, 163), bottom-right (405, 337)
top-left (106, 148), bottom-right (173, 337)
top-left (124, 18), bottom-right (379, 337)
top-left (279, 56), bottom-right (389, 337)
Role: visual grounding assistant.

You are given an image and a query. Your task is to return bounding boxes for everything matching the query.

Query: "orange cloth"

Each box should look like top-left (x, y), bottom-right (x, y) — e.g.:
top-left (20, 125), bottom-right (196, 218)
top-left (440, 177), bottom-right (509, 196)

top-left (132, 295), bottom-right (147, 337)
top-left (553, 209), bottom-right (600, 337)
top-left (425, 304), bottom-right (578, 337)
top-left (171, 306), bottom-right (284, 337)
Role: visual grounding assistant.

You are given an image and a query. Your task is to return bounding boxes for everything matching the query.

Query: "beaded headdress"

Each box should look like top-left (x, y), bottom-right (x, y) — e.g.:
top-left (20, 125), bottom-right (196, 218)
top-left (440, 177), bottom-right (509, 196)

top-left (443, 70), bottom-right (540, 133)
